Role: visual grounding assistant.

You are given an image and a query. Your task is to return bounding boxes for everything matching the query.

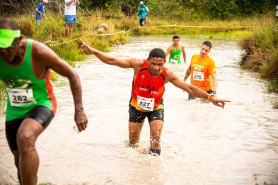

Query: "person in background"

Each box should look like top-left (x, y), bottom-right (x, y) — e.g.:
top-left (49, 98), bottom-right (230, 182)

top-left (165, 35), bottom-right (186, 64)
top-left (65, 0), bottom-right (80, 37)
top-left (35, 0), bottom-right (48, 22)
top-left (80, 40), bottom-right (229, 156)
top-left (0, 18), bottom-right (88, 185)
top-left (184, 41), bottom-right (217, 100)
top-left (276, 4), bottom-right (278, 21)
top-left (138, 1), bottom-right (149, 26)
top-left (121, 2), bottom-right (132, 17)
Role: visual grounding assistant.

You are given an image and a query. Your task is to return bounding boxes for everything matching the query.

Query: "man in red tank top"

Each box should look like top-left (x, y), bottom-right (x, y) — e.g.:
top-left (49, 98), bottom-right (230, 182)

top-left (80, 40), bottom-right (230, 156)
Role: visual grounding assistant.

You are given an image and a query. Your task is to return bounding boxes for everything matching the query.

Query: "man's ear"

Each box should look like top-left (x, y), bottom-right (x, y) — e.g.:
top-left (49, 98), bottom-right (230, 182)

top-left (18, 36), bottom-right (24, 41)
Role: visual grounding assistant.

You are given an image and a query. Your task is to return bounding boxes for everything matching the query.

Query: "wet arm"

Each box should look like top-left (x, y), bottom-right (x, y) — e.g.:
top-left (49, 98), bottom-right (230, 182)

top-left (54, 63), bottom-right (87, 130)
top-left (182, 46), bottom-right (186, 63)
top-left (168, 73), bottom-right (229, 108)
top-left (183, 66), bottom-right (191, 81)
top-left (80, 40), bottom-right (139, 68)
top-left (170, 75), bottom-right (209, 99)
top-left (165, 46), bottom-right (171, 57)
top-left (34, 42), bottom-right (87, 131)
top-left (211, 74), bottom-right (217, 92)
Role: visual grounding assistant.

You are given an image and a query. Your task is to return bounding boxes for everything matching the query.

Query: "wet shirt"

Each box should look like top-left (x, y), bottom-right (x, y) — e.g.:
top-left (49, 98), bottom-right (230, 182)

top-left (130, 60), bottom-right (167, 112)
top-left (189, 54), bottom-right (216, 92)
top-left (0, 39), bottom-right (57, 121)
top-left (169, 46), bottom-right (182, 64)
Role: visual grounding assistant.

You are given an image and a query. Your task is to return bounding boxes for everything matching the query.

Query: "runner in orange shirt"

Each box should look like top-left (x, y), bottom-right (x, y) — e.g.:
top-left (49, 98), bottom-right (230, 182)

top-left (184, 41), bottom-right (217, 100)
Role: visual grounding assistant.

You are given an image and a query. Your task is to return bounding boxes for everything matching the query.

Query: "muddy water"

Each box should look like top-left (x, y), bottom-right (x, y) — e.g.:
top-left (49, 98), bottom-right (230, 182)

top-left (0, 36), bottom-right (277, 185)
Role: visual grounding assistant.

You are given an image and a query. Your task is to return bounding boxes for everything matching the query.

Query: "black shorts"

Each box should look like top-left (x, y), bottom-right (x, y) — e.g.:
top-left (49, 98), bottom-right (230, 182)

top-left (5, 106), bottom-right (54, 151)
top-left (139, 18), bottom-right (146, 26)
top-left (128, 105), bottom-right (164, 123)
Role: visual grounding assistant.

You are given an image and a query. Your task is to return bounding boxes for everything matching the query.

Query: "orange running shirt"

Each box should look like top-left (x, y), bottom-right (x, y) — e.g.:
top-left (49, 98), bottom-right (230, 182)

top-left (130, 60), bottom-right (167, 111)
top-left (189, 54), bottom-right (216, 92)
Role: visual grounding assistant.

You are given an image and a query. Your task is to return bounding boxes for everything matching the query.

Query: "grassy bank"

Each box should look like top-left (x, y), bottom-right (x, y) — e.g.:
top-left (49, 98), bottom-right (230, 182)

top-left (238, 24), bottom-right (278, 94)
top-left (12, 11), bottom-right (269, 61)
top-left (0, 11), bottom-right (276, 109)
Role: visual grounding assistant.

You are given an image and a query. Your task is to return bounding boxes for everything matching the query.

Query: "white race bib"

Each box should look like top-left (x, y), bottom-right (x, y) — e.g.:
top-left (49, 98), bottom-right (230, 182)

top-left (169, 58), bottom-right (178, 64)
top-left (193, 71), bottom-right (204, 81)
top-left (7, 88), bottom-right (37, 107)
top-left (137, 96), bottom-right (155, 111)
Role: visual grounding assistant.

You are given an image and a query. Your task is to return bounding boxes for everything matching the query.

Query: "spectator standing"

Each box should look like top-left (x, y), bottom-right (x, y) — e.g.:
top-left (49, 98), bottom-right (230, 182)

top-left (65, 0), bottom-right (80, 38)
top-left (138, 1), bottom-right (149, 26)
top-left (35, 0), bottom-right (48, 22)
top-left (276, 4), bottom-right (278, 21)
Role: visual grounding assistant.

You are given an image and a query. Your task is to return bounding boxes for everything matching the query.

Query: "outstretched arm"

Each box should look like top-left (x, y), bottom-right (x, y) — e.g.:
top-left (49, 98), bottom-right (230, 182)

top-left (167, 71), bottom-right (230, 108)
top-left (33, 41), bottom-right (88, 132)
top-left (80, 40), bottom-right (142, 69)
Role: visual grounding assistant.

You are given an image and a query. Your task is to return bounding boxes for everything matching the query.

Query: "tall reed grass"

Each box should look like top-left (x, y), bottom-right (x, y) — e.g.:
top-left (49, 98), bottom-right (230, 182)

top-left (238, 20), bottom-right (278, 94)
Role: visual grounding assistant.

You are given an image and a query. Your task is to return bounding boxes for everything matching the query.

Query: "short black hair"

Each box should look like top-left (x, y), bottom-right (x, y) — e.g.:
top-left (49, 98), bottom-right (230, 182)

top-left (148, 48), bottom-right (166, 60)
top-left (203, 41), bottom-right (212, 49)
top-left (173, 35), bottom-right (180, 39)
top-left (0, 18), bottom-right (19, 30)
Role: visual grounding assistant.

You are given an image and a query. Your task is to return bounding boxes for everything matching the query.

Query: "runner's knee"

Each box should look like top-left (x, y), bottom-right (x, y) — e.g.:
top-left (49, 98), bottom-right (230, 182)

top-left (17, 132), bottom-right (36, 151)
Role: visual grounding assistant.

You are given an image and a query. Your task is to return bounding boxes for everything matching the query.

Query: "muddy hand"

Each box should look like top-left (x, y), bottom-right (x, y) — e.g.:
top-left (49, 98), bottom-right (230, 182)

top-left (79, 39), bottom-right (93, 54)
top-left (75, 110), bottom-right (88, 132)
top-left (211, 97), bottom-right (231, 109)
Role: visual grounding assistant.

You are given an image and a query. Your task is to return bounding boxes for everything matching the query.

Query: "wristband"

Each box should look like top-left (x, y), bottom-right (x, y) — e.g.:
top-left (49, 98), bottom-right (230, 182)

top-left (212, 90), bottom-right (216, 94)
top-left (207, 94), bottom-right (213, 101)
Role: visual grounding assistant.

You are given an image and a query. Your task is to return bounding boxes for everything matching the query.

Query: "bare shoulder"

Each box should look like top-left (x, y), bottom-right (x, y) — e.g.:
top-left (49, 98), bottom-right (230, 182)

top-left (31, 40), bottom-right (61, 66)
top-left (169, 44), bottom-right (174, 50)
top-left (131, 58), bottom-right (144, 72)
top-left (165, 69), bottom-right (178, 83)
top-left (32, 40), bottom-right (57, 58)
top-left (32, 40), bottom-right (53, 54)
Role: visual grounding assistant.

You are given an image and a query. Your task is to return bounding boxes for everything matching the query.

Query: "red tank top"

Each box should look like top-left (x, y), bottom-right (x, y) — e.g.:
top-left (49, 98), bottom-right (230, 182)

top-left (130, 60), bottom-right (167, 111)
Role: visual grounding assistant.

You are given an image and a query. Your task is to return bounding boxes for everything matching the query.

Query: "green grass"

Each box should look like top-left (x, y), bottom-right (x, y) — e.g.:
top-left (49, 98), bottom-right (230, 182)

top-left (0, 81), bottom-right (6, 111)
top-left (238, 23), bottom-right (278, 94)
top-left (0, 11), bottom-right (276, 107)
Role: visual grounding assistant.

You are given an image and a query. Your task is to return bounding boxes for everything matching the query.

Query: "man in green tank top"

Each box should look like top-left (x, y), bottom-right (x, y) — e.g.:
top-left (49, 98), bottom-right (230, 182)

top-left (0, 18), bottom-right (88, 185)
top-left (165, 35), bottom-right (186, 64)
